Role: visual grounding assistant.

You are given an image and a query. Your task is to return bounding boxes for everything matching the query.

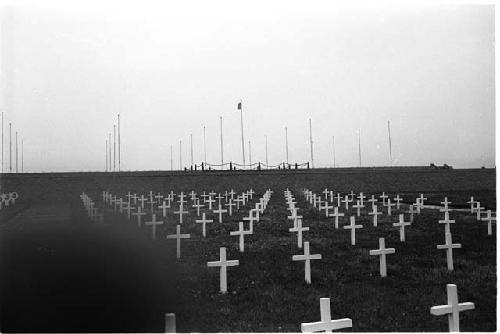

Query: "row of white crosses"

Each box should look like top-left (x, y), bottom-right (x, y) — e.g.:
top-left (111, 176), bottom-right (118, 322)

top-left (467, 196), bottom-right (496, 236)
top-left (285, 189), bottom-right (322, 284)
top-left (301, 283), bottom-right (475, 333)
top-left (208, 189), bottom-right (273, 293)
top-left (0, 191), bottom-right (19, 209)
top-left (80, 192), bottom-right (103, 223)
top-left (304, 188), bottom-right (413, 246)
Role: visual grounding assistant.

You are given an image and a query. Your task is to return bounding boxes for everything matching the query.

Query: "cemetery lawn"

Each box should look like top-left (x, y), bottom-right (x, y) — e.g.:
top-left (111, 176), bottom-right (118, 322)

top-left (0, 167), bottom-right (496, 332)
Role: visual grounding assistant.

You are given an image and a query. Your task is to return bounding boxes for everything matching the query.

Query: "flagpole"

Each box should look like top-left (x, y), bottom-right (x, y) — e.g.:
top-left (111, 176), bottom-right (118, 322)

top-left (179, 140), bottom-right (182, 170)
top-left (118, 114), bottom-right (120, 171)
top-left (358, 129), bottom-right (362, 167)
top-left (333, 135), bottom-right (336, 168)
top-left (220, 116), bottom-right (224, 167)
top-left (9, 122), bottom-right (11, 172)
top-left (285, 127), bottom-right (289, 165)
top-left (203, 125), bottom-right (207, 164)
top-left (388, 120), bottom-right (392, 165)
top-left (309, 119), bottom-right (314, 168)
top-left (106, 139), bottom-right (108, 172)
top-left (15, 131), bottom-right (18, 173)
top-left (190, 133), bottom-right (193, 168)
top-left (265, 135), bottom-right (268, 168)
top-left (113, 125), bottom-right (116, 171)
top-left (108, 133), bottom-right (111, 170)
top-left (1, 112), bottom-right (3, 173)
top-left (239, 101), bottom-right (245, 166)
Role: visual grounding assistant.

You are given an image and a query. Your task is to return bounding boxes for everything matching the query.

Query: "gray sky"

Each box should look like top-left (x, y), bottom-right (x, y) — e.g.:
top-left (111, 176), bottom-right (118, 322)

top-left (0, 1), bottom-right (495, 172)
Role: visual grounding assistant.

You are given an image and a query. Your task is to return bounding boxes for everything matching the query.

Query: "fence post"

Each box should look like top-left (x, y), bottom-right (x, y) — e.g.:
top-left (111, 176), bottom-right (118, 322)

top-left (165, 313), bottom-right (176, 333)
top-left (230, 162), bottom-right (233, 171)
top-left (307, 162), bottom-right (310, 169)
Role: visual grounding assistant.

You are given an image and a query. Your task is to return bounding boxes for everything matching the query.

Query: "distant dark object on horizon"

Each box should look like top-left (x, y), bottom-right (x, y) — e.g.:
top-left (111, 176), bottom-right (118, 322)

top-left (430, 163), bottom-right (453, 170)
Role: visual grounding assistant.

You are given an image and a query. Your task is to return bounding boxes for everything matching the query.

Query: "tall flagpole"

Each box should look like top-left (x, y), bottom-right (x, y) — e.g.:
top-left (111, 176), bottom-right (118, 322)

top-left (1, 112), bottom-right (3, 173)
top-left (220, 116), bottom-right (224, 167)
top-left (179, 140), bottom-right (182, 170)
top-left (190, 133), bottom-right (193, 168)
top-left (113, 125), bottom-right (116, 171)
top-left (239, 101), bottom-right (245, 166)
top-left (265, 135), bottom-right (268, 168)
top-left (203, 125), bottom-right (207, 164)
top-left (333, 135), bottom-right (336, 168)
top-left (309, 119), bottom-right (314, 168)
top-left (15, 131), bottom-right (18, 173)
top-left (285, 127), bottom-right (289, 165)
top-left (358, 129), bottom-right (362, 167)
top-left (118, 114), bottom-right (120, 172)
top-left (9, 122), bottom-right (11, 172)
top-left (170, 144), bottom-right (173, 171)
top-left (388, 120), bottom-right (392, 165)
top-left (106, 139), bottom-right (108, 172)
top-left (108, 133), bottom-right (111, 170)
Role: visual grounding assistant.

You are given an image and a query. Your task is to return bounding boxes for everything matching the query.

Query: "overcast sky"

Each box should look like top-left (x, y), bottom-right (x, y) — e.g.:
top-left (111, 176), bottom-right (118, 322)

top-left (0, 1), bottom-right (495, 172)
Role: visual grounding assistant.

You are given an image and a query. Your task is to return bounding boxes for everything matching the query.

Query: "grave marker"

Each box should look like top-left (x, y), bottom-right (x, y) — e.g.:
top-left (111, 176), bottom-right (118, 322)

top-left (430, 284), bottom-right (475, 332)
top-left (166, 224), bottom-right (191, 259)
top-left (207, 247), bottom-right (239, 294)
top-left (301, 298), bottom-right (352, 333)
top-left (437, 232), bottom-right (461, 271)
top-left (230, 221), bottom-right (253, 252)
top-left (343, 216), bottom-right (363, 246)
top-left (369, 237), bottom-right (395, 277)
top-left (393, 214), bottom-right (411, 242)
top-left (195, 212), bottom-right (213, 237)
top-left (144, 214), bottom-right (164, 240)
top-left (329, 207), bottom-right (344, 229)
top-left (292, 241), bottom-right (322, 284)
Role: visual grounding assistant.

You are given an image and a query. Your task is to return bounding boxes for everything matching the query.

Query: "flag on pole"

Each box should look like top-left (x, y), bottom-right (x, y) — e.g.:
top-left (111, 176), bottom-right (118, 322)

top-left (237, 101), bottom-right (242, 110)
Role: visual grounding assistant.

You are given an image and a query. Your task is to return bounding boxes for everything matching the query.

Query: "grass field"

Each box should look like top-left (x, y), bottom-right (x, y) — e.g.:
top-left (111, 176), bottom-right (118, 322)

top-left (0, 167), bottom-right (496, 332)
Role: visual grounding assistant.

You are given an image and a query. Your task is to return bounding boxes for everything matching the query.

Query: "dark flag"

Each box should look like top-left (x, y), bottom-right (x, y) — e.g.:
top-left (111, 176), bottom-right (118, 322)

top-left (237, 101), bottom-right (242, 110)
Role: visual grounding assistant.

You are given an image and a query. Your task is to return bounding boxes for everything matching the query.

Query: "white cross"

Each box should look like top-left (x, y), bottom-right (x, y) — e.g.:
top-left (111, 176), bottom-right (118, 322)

top-left (154, 193), bottom-right (163, 204)
top-left (352, 200), bottom-right (364, 217)
top-left (229, 189), bottom-right (236, 200)
top-left (393, 194), bottom-right (402, 209)
top-left (292, 241), bottom-right (322, 284)
top-left (213, 203), bottom-right (228, 223)
top-left (205, 196), bottom-right (215, 210)
top-left (322, 202), bottom-right (334, 217)
top-left (207, 247), bottom-right (239, 294)
top-left (123, 203), bottom-right (134, 220)
top-left (481, 210), bottom-right (496, 236)
top-left (173, 204), bottom-right (189, 224)
top-left (144, 214), bottom-right (164, 241)
top-left (368, 205), bottom-right (382, 227)
top-left (177, 191), bottom-right (187, 204)
top-left (439, 211), bottom-right (455, 235)
top-left (230, 221), bottom-right (253, 252)
top-left (289, 218), bottom-right (309, 248)
top-left (322, 188), bottom-right (329, 198)
top-left (393, 214), bottom-right (411, 242)
top-left (159, 201), bottom-right (170, 217)
top-left (138, 195), bottom-right (147, 209)
top-left (243, 210), bottom-right (258, 225)
top-left (343, 195), bottom-right (352, 210)
top-left (369, 237), bottom-right (395, 277)
top-left (474, 202), bottom-right (484, 221)
top-left (247, 188), bottom-right (255, 199)
top-left (379, 192), bottom-right (388, 206)
top-left (132, 206), bottom-right (146, 227)
top-left (386, 198), bottom-right (395, 216)
top-left (334, 193), bottom-right (342, 207)
top-left (358, 192), bottom-right (366, 206)
top-left (131, 193), bottom-right (138, 205)
top-left (437, 232), bottom-right (461, 271)
top-left (343, 216), bottom-right (363, 246)
top-left (440, 197), bottom-right (452, 212)
top-left (195, 212), bottom-right (213, 237)
top-left (329, 207), bottom-right (344, 229)
top-left (301, 298), bottom-right (352, 333)
top-left (467, 196), bottom-right (476, 213)
top-left (225, 200), bottom-right (235, 216)
top-left (367, 195), bottom-right (378, 208)
top-left (192, 200), bottom-right (204, 217)
top-left (166, 224), bottom-right (191, 259)
top-left (430, 284), bottom-right (475, 332)
top-left (348, 190), bottom-right (355, 201)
